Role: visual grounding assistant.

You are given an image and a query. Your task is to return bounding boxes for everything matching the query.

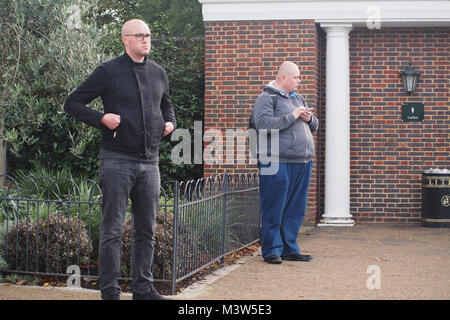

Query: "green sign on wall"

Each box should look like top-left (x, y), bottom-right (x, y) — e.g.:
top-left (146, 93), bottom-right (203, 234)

top-left (401, 102), bottom-right (424, 122)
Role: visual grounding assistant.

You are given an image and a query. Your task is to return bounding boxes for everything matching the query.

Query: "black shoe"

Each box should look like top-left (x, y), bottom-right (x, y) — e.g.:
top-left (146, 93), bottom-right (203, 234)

top-left (281, 253), bottom-right (313, 262)
top-left (133, 285), bottom-right (170, 300)
top-left (263, 254), bottom-right (282, 264)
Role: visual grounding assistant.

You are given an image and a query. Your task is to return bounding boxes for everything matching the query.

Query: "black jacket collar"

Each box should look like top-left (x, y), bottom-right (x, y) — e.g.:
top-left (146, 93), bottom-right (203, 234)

top-left (121, 52), bottom-right (148, 66)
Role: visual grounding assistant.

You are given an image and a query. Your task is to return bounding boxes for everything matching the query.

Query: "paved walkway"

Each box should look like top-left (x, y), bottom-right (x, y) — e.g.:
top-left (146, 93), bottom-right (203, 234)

top-left (1, 224), bottom-right (449, 300)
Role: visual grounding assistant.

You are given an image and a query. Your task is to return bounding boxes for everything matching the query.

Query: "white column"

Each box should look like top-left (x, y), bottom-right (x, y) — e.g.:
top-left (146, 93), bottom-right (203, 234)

top-left (318, 24), bottom-right (355, 227)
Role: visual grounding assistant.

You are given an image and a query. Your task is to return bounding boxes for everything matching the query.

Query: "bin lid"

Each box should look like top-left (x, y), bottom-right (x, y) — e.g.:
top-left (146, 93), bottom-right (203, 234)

top-left (423, 169), bottom-right (450, 176)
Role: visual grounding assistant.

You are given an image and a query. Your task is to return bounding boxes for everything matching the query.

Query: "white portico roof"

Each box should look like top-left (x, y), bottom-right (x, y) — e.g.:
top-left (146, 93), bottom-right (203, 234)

top-left (198, 0), bottom-right (450, 27)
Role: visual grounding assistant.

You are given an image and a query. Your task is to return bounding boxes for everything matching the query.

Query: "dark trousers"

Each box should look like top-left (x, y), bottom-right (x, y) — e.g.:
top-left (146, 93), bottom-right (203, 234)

top-left (98, 158), bottom-right (160, 298)
top-left (258, 161), bottom-right (312, 259)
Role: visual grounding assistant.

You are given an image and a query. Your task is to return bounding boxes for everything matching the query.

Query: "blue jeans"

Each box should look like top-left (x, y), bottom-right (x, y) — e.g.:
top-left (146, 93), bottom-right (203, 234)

top-left (258, 161), bottom-right (312, 259)
top-left (98, 158), bottom-right (160, 298)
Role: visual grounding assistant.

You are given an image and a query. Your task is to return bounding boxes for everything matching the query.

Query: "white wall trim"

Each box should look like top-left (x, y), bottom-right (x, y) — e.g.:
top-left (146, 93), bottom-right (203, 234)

top-left (199, 0), bottom-right (450, 27)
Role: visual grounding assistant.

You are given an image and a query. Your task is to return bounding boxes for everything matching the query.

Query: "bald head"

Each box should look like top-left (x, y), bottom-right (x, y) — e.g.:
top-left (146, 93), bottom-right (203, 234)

top-left (274, 61), bottom-right (301, 93)
top-left (277, 61), bottom-right (299, 78)
top-left (121, 19), bottom-right (150, 37)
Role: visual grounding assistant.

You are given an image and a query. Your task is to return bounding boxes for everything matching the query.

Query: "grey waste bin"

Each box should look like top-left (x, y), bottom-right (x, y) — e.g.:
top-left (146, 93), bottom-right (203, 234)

top-left (422, 171), bottom-right (450, 228)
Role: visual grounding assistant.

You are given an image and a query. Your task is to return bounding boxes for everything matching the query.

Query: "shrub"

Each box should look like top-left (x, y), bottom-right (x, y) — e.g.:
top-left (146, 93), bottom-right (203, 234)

top-left (6, 214), bottom-right (91, 274)
top-left (120, 210), bottom-right (174, 280)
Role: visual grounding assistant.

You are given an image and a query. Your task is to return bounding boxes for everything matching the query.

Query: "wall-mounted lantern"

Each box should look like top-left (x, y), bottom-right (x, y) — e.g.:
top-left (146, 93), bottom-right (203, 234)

top-left (399, 61), bottom-right (421, 94)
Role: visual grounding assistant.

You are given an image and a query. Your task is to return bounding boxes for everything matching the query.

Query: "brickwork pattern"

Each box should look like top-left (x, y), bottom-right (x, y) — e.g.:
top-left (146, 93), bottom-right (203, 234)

top-left (348, 27), bottom-right (449, 223)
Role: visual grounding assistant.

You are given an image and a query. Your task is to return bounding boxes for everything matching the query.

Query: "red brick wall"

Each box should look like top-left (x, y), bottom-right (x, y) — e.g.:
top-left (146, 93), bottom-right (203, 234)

top-left (348, 27), bottom-right (450, 224)
top-left (203, 20), bottom-right (321, 225)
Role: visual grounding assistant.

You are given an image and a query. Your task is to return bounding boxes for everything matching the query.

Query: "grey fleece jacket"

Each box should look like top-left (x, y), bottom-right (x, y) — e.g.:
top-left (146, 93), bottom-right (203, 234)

top-left (251, 83), bottom-right (319, 163)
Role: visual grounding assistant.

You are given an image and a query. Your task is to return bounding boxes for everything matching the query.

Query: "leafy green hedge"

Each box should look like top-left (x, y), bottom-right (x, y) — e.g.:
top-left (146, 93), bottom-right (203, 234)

top-left (0, 0), bottom-right (107, 178)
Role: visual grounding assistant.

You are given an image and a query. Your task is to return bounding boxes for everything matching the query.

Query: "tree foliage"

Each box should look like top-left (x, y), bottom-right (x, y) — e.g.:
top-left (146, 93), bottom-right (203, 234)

top-left (0, 0), bottom-right (110, 177)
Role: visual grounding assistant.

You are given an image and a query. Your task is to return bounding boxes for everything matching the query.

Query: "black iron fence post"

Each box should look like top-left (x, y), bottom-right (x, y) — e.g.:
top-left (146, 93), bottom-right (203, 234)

top-left (221, 173), bottom-right (228, 265)
top-left (170, 180), bottom-right (180, 295)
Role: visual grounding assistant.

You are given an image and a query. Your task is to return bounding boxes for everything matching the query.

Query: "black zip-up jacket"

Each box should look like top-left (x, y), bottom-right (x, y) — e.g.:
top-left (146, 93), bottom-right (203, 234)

top-left (64, 53), bottom-right (176, 161)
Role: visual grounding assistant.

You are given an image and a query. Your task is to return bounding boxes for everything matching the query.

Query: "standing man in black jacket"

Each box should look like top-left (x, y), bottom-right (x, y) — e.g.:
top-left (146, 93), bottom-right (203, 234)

top-left (64, 19), bottom-right (176, 300)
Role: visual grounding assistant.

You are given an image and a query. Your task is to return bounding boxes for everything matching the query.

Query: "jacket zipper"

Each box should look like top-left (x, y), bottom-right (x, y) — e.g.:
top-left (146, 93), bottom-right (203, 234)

top-left (290, 97), bottom-right (310, 161)
top-left (302, 121), bottom-right (310, 161)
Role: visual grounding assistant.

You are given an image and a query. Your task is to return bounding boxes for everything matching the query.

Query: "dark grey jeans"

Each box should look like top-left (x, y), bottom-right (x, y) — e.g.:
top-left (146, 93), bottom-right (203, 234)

top-left (98, 158), bottom-right (160, 298)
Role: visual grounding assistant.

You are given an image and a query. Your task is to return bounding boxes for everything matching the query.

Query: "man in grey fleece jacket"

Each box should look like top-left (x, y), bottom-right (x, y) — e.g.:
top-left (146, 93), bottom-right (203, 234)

top-left (251, 61), bottom-right (318, 264)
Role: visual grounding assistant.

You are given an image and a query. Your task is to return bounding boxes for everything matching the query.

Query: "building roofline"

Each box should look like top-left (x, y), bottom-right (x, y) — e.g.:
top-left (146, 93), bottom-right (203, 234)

top-left (199, 0), bottom-right (450, 27)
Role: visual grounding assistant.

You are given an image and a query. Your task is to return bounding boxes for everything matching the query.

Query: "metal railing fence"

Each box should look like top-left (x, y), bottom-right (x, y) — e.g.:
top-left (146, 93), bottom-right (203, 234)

top-left (0, 173), bottom-right (260, 295)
